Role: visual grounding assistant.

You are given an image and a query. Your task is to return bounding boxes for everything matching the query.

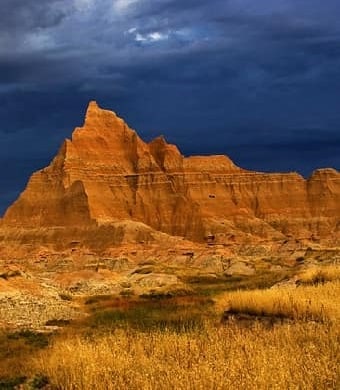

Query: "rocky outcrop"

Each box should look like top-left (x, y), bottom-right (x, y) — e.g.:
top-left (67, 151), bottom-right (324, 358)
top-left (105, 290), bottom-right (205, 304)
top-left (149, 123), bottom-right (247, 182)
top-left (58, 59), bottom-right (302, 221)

top-left (1, 101), bottom-right (339, 249)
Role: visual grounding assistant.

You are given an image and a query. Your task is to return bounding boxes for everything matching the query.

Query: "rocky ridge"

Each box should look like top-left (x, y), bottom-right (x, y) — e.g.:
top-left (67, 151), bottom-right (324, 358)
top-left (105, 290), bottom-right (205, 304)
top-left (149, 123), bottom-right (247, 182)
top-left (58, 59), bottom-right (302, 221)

top-left (1, 101), bottom-right (339, 250)
top-left (0, 101), bottom-right (339, 328)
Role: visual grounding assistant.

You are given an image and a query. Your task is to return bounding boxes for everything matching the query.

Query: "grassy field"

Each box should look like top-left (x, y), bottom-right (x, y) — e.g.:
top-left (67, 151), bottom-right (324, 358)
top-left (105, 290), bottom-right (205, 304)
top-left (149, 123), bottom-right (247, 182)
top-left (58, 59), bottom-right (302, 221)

top-left (216, 280), bottom-right (340, 322)
top-left (31, 320), bottom-right (338, 390)
top-left (0, 266), bottom-right (339, 389)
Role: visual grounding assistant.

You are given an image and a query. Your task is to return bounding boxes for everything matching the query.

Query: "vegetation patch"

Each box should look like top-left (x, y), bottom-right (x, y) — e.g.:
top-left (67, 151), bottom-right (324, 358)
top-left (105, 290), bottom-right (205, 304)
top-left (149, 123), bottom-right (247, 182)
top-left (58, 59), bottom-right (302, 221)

top-left (0, 330), bottom-right (52, 382)
top-left (0, 376), bottom-right (27, 390)
top-left (7, 330), bottom-right (49, 349)
top-left (31, 320), bottom-right (339, 390)
top-left (216, 280), bottom-right (340, 323)
top-left (45, 319), bottom-right (71, 327)
top-left (1, 267), bottom-right (339, 389)
top-left (185, 270), bottom-right (294, 296)
top-left (84, 294), bottom-right (113, 305)
top-left (139, 288), bottom-right (192, 299)
top-left (297, 265), bottom-right (340, 285)
top-left (27, 374), bottom-right (49, 389)
top-left (0, 374), bottom-right (49, 390)
top-left (84, 295), bottom-right (213, 333)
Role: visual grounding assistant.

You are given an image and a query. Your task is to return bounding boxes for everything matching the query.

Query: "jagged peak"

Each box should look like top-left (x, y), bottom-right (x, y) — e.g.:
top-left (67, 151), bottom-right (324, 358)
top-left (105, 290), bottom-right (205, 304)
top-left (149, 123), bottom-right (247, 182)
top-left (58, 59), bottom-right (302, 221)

top-left (85, 100), bottom-right (100, 120)
top-left (83, 100), bottom-right (120, 127)
top-left (87, 100), bottom-right (99, 110)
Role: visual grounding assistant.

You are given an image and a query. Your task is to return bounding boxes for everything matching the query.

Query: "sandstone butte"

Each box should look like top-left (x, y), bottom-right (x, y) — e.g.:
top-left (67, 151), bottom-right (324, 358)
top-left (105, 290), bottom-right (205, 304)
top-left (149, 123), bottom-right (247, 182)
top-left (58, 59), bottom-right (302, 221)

top-left (0, 101), bottom-right (339, 254)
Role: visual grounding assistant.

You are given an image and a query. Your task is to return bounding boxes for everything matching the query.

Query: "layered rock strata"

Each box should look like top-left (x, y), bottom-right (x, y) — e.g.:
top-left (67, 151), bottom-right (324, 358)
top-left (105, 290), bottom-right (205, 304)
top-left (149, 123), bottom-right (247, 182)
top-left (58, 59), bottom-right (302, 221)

top-left (1, 101), bottom-right (339, 248)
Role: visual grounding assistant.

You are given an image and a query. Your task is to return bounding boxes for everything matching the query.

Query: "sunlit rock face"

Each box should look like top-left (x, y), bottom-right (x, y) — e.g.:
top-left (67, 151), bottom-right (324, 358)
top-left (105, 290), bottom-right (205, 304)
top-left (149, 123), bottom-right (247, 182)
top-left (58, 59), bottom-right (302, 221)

top-left (2, 101), bottom-right (339, 246)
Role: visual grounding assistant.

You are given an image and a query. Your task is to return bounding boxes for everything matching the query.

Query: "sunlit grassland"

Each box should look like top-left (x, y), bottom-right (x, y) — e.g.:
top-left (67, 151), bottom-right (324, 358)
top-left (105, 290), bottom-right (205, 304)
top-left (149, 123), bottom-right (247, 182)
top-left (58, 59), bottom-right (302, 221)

top-left (216, 280), bottom-right (340, 322)
top-left (32, 319), bottom-right (339, 389)
top-left (298, 264), bottom-right (340, 285)
top-left (0, 265), bottom-right (339, 389)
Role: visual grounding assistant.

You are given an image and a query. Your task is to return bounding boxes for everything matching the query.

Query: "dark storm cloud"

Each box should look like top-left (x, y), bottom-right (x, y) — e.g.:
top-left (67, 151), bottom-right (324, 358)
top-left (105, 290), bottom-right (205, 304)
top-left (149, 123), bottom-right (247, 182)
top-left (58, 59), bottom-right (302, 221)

top-left (0, 0), bottom-right (69, 32)
top-left (0, 0), bottom-right (340, 214)
top-left (1, 0), bottom-right (339, 92)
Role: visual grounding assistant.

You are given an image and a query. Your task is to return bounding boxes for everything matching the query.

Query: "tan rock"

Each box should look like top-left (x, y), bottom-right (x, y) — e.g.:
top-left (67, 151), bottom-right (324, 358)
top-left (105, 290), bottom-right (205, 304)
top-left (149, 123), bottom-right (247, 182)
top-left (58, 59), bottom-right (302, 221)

top-left (224, 261), bottom-right (255, 276)
top-left (1, 101), bottom-right (339, 252)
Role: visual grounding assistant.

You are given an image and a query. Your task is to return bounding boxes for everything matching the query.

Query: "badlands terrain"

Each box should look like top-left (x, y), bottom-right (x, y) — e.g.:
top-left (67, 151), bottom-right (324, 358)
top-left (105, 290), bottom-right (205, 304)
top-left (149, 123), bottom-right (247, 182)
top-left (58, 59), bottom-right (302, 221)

top-left (0, 102), bottom-right (339, 389)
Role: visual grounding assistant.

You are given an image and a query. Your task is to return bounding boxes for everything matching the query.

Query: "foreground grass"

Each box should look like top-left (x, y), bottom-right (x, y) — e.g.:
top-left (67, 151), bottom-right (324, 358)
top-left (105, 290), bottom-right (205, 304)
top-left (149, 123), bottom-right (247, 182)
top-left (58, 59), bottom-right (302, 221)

top-left (31, 321), bottom-right (339, 390)
top-left (1, 272), bottom-right (339, 389)
top-left (0, 329), bottom-right (50, 380)
top-left (27, 280), bottom-right (340, 389)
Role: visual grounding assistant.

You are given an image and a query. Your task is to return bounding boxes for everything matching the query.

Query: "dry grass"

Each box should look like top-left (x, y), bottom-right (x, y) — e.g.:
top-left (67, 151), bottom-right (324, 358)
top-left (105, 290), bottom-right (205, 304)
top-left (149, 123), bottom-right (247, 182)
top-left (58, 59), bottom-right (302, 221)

top-left (1, 274), bottom-right (339, 389)
top-left (31, 321), bottom-right (339, 390)
top-left (216, 280), bottom-right (340, 322)
top-left (23, 280), bottom-right (339, 390)
top-left (0, 330), bottom-right (49, 379)
top-left (297, 264), bottom-right (340, 285)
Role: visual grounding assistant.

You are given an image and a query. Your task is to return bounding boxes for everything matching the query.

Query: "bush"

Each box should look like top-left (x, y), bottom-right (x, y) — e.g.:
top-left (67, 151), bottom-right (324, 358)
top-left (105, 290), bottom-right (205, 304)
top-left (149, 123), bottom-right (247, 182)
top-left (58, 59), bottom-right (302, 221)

top-left (7, 330), bottom-right (49, 349)
top-left (0, 376), bottom-right (26, 389)
top-left (28, 374), bottom-right (49, 389)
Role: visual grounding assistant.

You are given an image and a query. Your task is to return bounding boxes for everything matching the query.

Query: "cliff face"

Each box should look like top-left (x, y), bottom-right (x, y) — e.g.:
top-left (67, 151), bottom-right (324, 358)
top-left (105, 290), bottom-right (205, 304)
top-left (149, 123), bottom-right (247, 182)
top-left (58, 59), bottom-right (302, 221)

top-left (2, 101), bottom-right (339, 245)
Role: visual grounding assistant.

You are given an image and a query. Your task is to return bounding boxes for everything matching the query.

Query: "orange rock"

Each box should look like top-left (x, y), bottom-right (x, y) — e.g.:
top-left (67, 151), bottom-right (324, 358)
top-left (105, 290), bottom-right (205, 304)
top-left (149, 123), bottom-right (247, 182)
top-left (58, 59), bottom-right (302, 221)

top-left (1, 101), bottom-right (339, 250)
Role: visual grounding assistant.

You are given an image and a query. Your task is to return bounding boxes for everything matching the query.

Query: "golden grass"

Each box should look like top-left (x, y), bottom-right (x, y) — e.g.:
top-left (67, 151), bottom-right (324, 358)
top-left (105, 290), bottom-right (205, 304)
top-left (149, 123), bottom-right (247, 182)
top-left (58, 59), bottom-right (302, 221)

top-left (215, 280), bottom-right (340, 322)
top-left (1, 277), bottom-right (339, 389)
top-left (297, 264), bottom-right (340, 284)
top-left (31, 321), bottom-right (339, 390)
top-left (24, 280), bottom-right (339, 390)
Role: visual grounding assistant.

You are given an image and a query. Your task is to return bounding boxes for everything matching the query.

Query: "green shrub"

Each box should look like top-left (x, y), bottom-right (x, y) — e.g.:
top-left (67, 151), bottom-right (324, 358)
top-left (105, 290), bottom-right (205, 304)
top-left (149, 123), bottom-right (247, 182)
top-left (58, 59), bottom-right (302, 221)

top-left (0, 376), bottom-right (26, 389)
top-left (7, 330), bottom-right (49, 349)
top-left (28, 374), bottom-right (49, 389)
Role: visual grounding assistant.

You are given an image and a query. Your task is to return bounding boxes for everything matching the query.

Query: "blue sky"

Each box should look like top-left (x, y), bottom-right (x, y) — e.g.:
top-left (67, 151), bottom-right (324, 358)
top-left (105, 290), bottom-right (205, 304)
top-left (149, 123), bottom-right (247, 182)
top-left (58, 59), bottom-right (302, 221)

top-left (1, 0), bottom-right (340, 214)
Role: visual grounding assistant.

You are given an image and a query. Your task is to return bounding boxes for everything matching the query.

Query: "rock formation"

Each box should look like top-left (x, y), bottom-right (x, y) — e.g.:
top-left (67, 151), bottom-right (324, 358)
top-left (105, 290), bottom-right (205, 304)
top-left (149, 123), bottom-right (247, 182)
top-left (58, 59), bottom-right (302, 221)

top-left (1, 101), bottom-right (339, 250)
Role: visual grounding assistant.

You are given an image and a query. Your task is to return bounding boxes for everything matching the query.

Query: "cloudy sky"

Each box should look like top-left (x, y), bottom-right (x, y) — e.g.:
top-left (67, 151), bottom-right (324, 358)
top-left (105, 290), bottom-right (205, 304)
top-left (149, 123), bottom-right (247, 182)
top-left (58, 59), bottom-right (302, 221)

top-left (1, 0), bottom-right (340, 214)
